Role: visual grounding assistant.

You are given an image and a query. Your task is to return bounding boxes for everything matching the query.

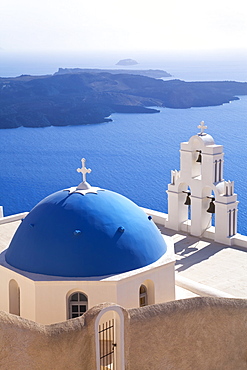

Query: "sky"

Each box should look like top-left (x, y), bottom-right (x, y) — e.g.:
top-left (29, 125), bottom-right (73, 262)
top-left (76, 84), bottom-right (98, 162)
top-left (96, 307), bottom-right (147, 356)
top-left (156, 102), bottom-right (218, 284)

top-left (0, 0), bottom-right (247, 53)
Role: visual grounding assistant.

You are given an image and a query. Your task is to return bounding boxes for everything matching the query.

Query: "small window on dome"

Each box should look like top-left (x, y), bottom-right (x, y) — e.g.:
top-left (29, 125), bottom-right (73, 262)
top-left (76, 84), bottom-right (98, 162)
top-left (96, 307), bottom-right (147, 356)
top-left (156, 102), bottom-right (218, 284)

top-left (68, 291), bottom-right (88, 319)
top-left (139, 284), bottom-right (148, 307)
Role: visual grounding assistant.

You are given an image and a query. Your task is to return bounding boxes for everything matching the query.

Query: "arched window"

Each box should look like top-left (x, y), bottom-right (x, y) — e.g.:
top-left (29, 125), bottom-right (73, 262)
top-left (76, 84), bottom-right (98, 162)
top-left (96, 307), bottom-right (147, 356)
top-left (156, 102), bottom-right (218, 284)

top-left (9, 279), bottom-right (20, 316)
top-left (68, 292), bottom-right (88, 319)
top-left (139, 284), bottom-right (148, 307)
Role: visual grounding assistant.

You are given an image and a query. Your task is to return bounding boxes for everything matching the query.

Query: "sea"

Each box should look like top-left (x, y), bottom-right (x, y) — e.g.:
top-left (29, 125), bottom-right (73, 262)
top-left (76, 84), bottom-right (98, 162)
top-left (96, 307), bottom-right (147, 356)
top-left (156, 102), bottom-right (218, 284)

top-left (1, 50), bottom-right (247, 235)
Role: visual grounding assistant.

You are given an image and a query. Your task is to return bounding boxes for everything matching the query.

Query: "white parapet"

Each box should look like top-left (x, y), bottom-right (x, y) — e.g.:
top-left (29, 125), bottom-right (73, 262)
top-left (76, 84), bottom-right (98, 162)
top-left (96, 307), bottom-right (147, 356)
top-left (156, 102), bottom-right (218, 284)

top-left (142, 206), bottom-right (247, 251)
top-left (175, 274), bottom-right (235, 298)
top-left (141, 207), bottom-right (167, 226)
top-left (0, 212), bottom-right (28, 225)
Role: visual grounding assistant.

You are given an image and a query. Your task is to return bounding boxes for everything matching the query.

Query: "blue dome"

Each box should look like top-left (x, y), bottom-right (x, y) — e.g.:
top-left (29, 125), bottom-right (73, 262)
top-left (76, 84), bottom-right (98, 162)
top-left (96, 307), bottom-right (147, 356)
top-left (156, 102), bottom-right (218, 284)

top-left (6, 189), bottom-right (167, 277)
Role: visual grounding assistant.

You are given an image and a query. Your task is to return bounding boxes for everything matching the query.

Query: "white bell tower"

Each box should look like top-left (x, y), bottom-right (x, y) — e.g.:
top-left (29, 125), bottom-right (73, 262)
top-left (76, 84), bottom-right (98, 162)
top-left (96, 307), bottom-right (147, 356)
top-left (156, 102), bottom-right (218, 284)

top-left (166, 122), bottom-right (238, 245)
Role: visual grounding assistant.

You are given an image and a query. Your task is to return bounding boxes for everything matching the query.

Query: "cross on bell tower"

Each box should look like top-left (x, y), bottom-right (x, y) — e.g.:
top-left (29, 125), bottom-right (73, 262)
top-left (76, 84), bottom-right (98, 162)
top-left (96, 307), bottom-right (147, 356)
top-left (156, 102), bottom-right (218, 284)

top-left (198, 121), bottom-right (207, 135)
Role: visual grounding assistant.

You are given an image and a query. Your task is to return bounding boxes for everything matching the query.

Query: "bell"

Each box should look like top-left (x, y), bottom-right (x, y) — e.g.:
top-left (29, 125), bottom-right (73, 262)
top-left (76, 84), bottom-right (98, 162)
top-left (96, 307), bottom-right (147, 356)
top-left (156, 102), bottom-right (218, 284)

top-left (184, 192), bottom-right (191, 206)
top-left (196, 151), bottom-right (202, 163)
top-left (207, 198), bottom-right (215, 213)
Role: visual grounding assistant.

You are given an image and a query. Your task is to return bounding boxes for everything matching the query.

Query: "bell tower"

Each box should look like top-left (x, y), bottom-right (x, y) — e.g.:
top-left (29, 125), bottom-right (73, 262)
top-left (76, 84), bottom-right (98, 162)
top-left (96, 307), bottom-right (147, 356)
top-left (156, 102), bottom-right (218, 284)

top-left (166, 122), bottom-right (238, 245)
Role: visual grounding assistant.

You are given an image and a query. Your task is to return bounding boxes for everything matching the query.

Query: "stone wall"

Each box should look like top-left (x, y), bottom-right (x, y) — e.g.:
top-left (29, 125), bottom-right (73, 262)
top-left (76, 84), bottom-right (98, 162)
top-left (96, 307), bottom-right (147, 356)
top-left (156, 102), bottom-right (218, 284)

top-left (0, 307), bottom-right (98, 370)
top-left (127, 297), bottom-right (247, 370)
top-left (0, 298), bottom-right (247, 370)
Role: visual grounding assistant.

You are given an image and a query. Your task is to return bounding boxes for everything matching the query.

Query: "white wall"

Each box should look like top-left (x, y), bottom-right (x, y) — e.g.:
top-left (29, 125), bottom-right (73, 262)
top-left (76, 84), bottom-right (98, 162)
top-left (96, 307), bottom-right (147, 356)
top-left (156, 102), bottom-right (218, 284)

top-left (0, 248), bottom-right (175, 325)
top-left (0, 266), bottom-right (36, 322)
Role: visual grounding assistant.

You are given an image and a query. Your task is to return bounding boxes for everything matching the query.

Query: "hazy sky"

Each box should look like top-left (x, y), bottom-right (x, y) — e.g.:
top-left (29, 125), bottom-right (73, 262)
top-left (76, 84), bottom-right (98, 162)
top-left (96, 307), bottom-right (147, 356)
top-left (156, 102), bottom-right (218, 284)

top-left (1, 0), bottom-right (247, 52)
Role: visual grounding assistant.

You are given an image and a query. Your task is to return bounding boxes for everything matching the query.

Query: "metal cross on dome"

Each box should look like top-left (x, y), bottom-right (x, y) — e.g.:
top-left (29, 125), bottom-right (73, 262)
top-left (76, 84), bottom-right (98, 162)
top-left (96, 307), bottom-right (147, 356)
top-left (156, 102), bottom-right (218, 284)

top-left (77, 158), bottom-right (92, 183)
top-left (198, 121), bottom-right (207, 135)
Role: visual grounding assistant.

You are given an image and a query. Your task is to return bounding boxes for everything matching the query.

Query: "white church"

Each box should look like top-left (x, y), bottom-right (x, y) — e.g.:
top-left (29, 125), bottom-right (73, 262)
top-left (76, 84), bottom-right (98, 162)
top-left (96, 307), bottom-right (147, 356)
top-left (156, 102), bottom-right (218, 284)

top-left (0, 122), bottom-right (243, 324)
top-left (0, 121), bottom-right (242, 326)
top-left (1, 122), bottom-right (247, 369)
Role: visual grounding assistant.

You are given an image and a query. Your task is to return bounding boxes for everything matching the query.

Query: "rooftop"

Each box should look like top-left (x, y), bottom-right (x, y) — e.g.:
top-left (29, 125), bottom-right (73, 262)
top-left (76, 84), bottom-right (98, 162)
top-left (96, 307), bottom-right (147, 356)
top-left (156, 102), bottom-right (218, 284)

top-left (158, 224), bottom-right (247, 299)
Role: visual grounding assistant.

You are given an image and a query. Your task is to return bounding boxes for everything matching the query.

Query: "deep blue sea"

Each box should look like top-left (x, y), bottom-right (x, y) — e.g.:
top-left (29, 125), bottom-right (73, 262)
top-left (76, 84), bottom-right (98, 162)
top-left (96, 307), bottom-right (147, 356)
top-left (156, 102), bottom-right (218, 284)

top-left (1, 51), bottom-right (247, 235)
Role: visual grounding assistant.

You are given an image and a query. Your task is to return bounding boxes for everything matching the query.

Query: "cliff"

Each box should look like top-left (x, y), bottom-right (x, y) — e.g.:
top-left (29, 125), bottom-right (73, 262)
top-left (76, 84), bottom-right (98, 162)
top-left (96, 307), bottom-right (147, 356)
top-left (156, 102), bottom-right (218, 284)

top-left (0, 72), bottom-right (247, 129)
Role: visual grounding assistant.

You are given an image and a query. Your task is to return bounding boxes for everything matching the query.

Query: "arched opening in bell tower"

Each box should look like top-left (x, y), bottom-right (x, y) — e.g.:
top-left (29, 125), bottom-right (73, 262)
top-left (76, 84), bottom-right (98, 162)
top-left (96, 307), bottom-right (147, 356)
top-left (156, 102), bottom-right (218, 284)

top-left (202, 187), bottom-right (216, 230)
top-left (178, 183), bottom-right (191, 224)
top-left (190, 137), bottom-right (203, 179)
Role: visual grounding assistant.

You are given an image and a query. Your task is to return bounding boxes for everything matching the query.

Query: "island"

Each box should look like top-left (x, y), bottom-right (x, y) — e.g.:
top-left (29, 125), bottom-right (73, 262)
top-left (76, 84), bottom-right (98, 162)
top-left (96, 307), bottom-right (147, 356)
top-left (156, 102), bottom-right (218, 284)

top-left (55, 68), bottom-right (172, 78)
top-left (0, 71), bottom-right (247, 129)
top-left (116, 58), bottom-right (138, 66)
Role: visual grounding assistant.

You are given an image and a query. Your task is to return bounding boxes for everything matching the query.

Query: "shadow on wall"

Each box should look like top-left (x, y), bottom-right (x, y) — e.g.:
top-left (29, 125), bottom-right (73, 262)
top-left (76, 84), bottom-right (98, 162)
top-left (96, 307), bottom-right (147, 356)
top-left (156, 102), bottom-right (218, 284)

top-left (0, 298), bottom-right (247, 370)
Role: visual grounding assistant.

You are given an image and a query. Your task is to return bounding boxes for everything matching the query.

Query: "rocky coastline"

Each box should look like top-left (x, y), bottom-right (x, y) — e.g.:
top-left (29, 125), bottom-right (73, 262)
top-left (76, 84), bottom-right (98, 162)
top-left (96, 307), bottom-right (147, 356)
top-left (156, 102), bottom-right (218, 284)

top-left (0, 71), bottom-right (247, 129)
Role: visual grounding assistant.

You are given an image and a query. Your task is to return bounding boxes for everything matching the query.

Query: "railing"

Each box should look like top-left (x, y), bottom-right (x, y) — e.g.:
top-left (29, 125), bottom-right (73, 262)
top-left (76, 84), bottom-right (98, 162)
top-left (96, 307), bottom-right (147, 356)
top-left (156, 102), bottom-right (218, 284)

top-left (99, 319), bottom-right (116, 370)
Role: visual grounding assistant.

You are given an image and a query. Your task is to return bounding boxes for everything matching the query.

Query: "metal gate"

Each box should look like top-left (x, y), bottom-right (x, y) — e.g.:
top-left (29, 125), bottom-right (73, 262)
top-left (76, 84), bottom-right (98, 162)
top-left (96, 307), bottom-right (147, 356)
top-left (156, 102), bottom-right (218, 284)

top-left (99, 319), bottom-right (116, 369)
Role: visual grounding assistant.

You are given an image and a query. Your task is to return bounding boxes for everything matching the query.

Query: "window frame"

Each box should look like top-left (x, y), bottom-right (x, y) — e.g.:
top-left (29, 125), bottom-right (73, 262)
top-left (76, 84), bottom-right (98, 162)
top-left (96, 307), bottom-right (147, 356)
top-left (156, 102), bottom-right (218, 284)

top-left (68, 292), bottom-right (88, 319)
top-left (139, 284), bottom-right (148, 307)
